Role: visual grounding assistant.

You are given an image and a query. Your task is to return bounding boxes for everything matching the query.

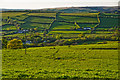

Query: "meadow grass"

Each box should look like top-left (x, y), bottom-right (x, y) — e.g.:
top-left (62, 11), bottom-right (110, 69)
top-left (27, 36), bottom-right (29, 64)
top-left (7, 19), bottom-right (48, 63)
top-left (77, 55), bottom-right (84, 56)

top-left (27, 17), bottom-right (54, 23)
top-left (2, 25), bottom-right (16, 30)
top-left (59, 16), bottom-right (98, 23)
top-left (49, 31), bottom-right (90, 34)
top-left (15, 15), bottom-right (29, 20)
top-left (99, 17), bottom-right (119, 28)
top-left (20, 22), bottom-right (50, 29)
top-left (60, 13), bottom-right (98, 17)
top-left (2, 12), bottom-right (27, 19)
top-left (78, 23), bottom-right (97, 28)
top-left (2, 43), bottom-right (119, 78)
top-left (51, 22), bottom-right (76, 30)
top-left (27, 13), bottom-right (56, 17)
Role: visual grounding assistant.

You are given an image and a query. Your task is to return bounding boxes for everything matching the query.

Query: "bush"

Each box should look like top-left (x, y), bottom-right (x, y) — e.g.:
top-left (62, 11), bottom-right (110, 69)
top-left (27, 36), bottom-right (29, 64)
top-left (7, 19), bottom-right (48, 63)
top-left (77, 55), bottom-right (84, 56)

top-left (7, 39), bottom-right (23, 49)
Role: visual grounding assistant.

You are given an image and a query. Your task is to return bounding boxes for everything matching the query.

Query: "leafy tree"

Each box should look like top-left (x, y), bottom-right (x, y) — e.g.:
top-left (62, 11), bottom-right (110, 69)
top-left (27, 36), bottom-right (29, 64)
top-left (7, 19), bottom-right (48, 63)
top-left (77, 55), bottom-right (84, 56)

top-left (7, 39), bottom-right (23, 49)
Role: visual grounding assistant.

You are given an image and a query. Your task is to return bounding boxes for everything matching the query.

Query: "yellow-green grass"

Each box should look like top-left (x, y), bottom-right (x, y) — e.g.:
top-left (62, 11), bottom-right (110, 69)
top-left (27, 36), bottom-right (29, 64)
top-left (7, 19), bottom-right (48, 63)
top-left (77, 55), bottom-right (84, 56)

top-left (103, 13), bottom-right (119, 16)
top-left (53, 33), bottom-right (79, 38)
top-left (27, 13), bottom-right (56, 17)
top-left (49, 31), bottom-right (90, 34)
top-left (2, 25), bottom-right (16, 30)
top-left (85, 33), bottom-right (113, 37)
top-left (3, 32), bottom-right (43, 37)
top-left (99, 17), bottom-right (119, 28)
top-left (1, 12), bottom-right (27, 18)
top-left (2, 43), bottom-right (118, 78)
top-left (95, 27), bottom-right (113, 30)
top-left (51, 22), bottom-right (76, 30)
top-left (78, 23), bottom-right (97, 28)
top-left (21, 23), bottom-right (50, 29)
top-left (27, 17), bottom-right (54, 23)
top-left (15, 15), bottom-right (29, 20)
top-left (94, 31), bottom-right (114, 34)
top-left (60, 13), bottom-right (98, 17)
top-left (59, 16), bottom-right (98, 23)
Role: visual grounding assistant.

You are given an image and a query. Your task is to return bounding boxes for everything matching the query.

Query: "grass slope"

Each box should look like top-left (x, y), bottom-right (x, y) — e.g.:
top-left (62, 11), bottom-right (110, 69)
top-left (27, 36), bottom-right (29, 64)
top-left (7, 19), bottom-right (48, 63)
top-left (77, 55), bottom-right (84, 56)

top-left (2, 43), bottom-right (118, 79)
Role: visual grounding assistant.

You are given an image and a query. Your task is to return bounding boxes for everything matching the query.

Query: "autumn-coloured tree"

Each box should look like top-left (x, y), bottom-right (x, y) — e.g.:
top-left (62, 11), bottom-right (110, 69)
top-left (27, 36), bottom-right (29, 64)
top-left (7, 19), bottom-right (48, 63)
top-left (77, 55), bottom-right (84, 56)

top-left (7, 39), bottom-right (23, 49)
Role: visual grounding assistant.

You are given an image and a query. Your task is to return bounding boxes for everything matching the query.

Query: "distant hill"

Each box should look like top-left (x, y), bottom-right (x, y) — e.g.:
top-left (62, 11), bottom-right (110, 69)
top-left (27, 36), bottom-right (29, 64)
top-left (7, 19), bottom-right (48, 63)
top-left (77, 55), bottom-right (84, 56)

top-left (1, 6), bottom-right (119, 13)
top-left (41, 6), bottom-right (118, 13)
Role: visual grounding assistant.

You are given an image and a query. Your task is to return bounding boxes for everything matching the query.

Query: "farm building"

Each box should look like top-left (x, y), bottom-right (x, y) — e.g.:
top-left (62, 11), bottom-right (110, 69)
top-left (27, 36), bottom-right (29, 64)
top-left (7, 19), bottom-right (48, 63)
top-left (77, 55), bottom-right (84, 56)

top-left (23, 41), bottom-right (32, 44)
top-left (83, 27), bottom-right (91, 30)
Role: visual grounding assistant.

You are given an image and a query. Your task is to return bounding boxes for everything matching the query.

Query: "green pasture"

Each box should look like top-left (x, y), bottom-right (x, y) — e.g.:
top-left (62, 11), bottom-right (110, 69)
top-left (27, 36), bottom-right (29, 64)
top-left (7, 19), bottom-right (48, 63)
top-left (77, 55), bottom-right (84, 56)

top-left (99, 17), bottom-right (119, 28)
top-left (27, 17), bottom-right (54, 23)
top-left (2, 12), bottom-right (27, 19)
top-left (78, 23), bottom-right (97, 28)
top-left (2, 25), bottom-right (16, 30)
top-left (51, 21), bottom-right (75, 30)
top-left (49, 31), bottom-right (90, 34)
top-left (20, 22), bottom-right (50, 29)
top-left (56, 34), bottom-right (79, 38)
top-left (2, 43), bottom-right (119, 78)
top-left (60, 13), bottom-right (98, 17)
top-left (2, 22), bottom-right (9, 26)
top-left (15, 15), bottom-right (29, 20)
top-left (58, 16), bottom-right (98, 23)
top-left (27, 13), bottom-right (56, 17)
top-left (94, 31), bottom-right (114, 34)
top-left (85, 33), bottom-right (113, 37)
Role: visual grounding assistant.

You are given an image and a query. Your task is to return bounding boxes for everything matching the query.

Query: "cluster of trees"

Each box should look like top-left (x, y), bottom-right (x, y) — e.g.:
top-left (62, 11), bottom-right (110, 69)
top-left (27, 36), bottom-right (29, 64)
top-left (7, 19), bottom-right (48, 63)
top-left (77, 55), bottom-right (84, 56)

top-left (2, 38), bottom-right (23, 49)
top-left (53, 34), bottom-right (119, 46)
top-left (7, 39), bottom-right (23, 49)
top-left (2, 28), bottom-right (119, 49)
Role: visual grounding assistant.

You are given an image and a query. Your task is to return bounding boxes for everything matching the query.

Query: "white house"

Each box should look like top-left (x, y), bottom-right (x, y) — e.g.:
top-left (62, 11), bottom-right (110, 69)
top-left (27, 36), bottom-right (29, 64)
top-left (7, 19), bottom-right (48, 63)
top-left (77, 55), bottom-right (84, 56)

top-left (83, 27), bottom-right (91, 30)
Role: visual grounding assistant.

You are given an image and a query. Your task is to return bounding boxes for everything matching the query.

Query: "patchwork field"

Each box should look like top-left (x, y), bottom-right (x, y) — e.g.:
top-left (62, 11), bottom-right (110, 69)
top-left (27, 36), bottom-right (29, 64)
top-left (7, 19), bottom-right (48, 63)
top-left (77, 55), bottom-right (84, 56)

top-left (1, 10), bottom-right (119, 79)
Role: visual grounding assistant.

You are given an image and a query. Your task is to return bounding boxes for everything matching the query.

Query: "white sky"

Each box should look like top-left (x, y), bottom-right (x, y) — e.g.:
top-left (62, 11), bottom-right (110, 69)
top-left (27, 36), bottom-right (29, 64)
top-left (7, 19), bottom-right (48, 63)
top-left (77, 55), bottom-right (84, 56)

top-left (0, 0), bottom-right (119, 9)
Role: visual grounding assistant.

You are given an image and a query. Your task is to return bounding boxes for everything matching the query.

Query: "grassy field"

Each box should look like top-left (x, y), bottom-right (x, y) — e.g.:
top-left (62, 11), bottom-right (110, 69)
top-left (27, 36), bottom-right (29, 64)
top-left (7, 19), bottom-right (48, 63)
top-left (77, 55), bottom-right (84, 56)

top-left (20, 22), bottom-right (50, 29)
top-left (78, 23), bottom-right (98, 28)
top-left (15, 15), bottom-right (29, 20)
top-left (2, 12), bottom-right (27, 19)
top-left (58, 16), bottom-right (98, 23)
top-left (98, 17), bottom-right (119, 28)
top-left (49, 31), bottom-right (90, 34)
top-left (2, 25), bottom-right (16, 30)
top-left (27, 13), bottom-right (56, 17)
top-left (60, 13), bottom-right (98, 17)
top-left (93, 31), bottom-right (114, 34)
top-left (28, 17), bottom-right (54, 23)
top-left (51, 21), bottom-right (76, 30)
top-left (2, 43), bottom-right (119, 78)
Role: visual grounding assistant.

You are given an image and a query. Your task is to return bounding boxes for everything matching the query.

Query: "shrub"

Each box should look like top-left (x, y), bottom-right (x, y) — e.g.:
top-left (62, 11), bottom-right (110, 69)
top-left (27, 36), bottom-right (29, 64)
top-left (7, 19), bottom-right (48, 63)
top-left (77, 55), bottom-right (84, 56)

top-left (7, 39), bottom-right (23, 49)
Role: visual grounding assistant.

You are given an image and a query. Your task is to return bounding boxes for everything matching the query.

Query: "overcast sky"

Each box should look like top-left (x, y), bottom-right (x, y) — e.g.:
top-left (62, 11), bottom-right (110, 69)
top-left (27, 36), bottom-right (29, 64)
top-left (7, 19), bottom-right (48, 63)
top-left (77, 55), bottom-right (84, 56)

top-left (0, 0), bottom-right (119, 9)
